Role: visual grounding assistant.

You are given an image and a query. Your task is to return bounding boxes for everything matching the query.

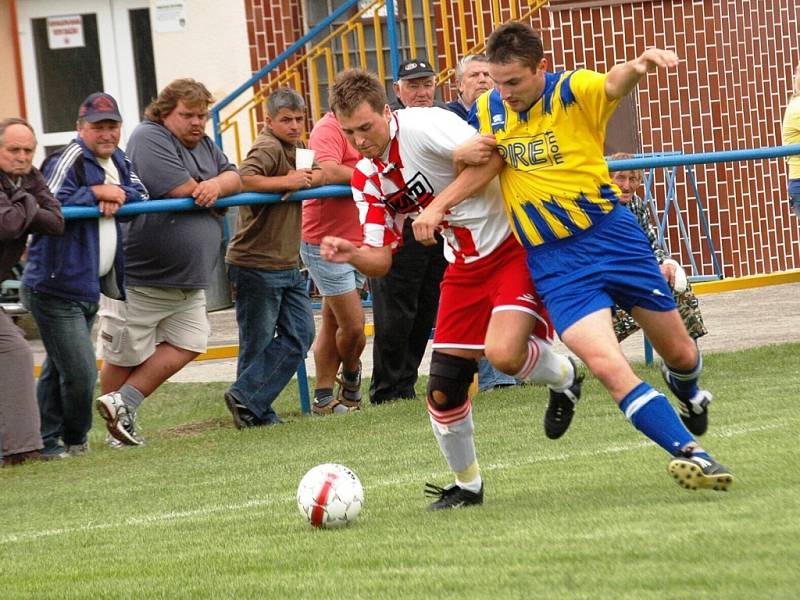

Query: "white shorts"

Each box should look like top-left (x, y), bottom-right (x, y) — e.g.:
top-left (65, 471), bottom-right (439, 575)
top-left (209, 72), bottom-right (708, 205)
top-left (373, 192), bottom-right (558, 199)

top-left (96, 286), bottom-right (210, 366)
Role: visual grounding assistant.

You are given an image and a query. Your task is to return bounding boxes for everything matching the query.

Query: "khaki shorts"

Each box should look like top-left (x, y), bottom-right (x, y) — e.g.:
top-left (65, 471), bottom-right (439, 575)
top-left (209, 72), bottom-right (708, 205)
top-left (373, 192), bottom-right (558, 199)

top-left (96, 286), bottom-right (210, 366)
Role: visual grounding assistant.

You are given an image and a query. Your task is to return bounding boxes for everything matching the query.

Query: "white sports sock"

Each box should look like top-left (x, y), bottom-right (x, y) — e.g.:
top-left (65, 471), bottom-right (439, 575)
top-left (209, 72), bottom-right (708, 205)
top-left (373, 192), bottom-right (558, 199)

top-left (514, 337), bottom-right (574, 389)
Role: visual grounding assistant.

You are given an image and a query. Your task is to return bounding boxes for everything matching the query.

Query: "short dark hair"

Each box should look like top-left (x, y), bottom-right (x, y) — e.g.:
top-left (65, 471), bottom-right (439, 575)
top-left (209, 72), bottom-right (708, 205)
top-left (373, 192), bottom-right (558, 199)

top-left (0, 117), bottom-right (35, 146)
top-left (486, 22), bottom-right (544, 70)
top-left (329, 69), bottom-right (387, 117)
top-left (144, 78), bottom-right (214, 122)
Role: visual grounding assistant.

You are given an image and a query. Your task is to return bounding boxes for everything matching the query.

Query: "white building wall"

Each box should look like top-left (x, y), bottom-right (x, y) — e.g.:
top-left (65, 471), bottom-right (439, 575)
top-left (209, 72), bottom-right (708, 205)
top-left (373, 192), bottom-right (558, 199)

top-left (150, 0), bottom-right (252, 153)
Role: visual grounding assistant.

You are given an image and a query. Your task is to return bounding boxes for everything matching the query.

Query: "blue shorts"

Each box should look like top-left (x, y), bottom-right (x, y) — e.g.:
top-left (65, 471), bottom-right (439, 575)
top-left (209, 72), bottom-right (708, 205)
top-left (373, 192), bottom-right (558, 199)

top-left (526, 204), bottom-right (676, 335)
top-left (300, 241), bottom-right (366, 297)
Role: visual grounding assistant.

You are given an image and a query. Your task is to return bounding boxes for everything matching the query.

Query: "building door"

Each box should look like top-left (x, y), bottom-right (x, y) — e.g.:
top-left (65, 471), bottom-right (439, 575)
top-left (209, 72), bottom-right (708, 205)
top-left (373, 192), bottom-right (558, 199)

top-left (16, 0), bottom-right (156, 161)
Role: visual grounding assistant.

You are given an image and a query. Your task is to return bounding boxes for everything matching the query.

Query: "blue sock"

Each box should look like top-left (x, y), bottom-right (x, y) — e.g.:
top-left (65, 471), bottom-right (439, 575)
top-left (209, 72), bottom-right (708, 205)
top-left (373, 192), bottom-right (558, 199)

top-left (619, 382), bottom-right (694, 455)
top-left (663, 355), bottom-right (702, 401)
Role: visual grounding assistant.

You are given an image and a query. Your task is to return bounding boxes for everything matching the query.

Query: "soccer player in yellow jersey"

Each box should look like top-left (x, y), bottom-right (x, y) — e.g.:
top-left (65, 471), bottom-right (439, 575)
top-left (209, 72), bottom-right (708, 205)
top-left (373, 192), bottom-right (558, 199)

top-left (414, 22), bottom-right (734, 491)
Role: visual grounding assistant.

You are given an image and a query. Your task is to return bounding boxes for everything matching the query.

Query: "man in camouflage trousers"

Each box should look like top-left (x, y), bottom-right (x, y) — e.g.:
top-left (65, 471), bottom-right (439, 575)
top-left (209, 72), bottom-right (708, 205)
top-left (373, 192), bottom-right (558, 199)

top-left (609, 153), bottom-right (707, 342)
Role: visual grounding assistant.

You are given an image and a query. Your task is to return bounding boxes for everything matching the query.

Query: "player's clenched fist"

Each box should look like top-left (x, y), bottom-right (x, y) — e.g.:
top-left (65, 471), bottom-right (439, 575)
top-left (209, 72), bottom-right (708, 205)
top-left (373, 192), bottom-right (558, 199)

top-left (320, 235), bottom-right (357, 263)
top-left (412, 206), bottom-right (445, 246)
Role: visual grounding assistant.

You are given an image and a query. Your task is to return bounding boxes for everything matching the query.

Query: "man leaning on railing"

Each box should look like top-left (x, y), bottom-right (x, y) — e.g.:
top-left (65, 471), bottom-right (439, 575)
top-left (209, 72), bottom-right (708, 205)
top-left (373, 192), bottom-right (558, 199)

top-left (94, 78), bottom-right (241, 448)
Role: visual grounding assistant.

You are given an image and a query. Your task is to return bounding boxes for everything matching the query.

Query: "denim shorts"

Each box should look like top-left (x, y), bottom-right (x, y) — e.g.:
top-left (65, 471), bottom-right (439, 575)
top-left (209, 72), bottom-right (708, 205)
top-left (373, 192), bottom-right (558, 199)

top-left (789, 179), bottom-right (800, 218)
top-left (300, 241), bottom-right (366, 297)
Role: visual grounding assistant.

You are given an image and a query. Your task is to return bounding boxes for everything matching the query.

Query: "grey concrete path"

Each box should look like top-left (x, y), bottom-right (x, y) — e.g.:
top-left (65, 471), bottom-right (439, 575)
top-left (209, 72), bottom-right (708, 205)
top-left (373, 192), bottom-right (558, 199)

top-left (25, 282), bottom-right (800, 384)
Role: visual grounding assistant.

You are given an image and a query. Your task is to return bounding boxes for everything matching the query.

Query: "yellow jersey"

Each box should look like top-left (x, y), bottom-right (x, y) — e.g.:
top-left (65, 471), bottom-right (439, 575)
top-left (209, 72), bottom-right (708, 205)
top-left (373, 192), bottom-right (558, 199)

top-left (470, 69), bottom-right (621, 248)
top-left (782, 95), bottom-right (800, 180)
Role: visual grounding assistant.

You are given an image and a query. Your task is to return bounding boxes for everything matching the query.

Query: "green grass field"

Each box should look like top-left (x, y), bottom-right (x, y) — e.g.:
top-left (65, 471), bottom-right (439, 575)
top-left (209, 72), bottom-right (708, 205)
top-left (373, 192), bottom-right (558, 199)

top-left (2, 343), bottom-right (799, 599)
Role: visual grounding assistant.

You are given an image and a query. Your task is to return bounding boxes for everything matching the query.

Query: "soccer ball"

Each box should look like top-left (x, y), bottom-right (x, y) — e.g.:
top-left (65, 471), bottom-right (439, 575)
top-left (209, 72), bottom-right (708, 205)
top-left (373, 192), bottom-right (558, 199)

top-left (296, 463), bottom-right (364, 528)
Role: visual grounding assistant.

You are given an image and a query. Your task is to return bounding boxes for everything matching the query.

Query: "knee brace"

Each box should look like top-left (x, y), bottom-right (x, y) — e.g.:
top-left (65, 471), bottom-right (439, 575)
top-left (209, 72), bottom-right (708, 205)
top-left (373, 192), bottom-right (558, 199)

top-left (426, 351), bottom-right (478, 411)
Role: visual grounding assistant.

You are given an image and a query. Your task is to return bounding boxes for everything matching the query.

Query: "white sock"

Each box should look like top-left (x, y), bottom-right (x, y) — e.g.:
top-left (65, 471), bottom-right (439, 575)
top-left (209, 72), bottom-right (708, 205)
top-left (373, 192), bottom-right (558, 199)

top-left (514, 337), bottom-right (574, 389)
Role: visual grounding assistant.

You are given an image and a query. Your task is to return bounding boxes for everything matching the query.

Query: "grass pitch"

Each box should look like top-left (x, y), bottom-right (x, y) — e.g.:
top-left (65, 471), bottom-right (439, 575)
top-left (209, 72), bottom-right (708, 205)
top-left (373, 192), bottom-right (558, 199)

top-left (2, 343), bottom-right (799, 599)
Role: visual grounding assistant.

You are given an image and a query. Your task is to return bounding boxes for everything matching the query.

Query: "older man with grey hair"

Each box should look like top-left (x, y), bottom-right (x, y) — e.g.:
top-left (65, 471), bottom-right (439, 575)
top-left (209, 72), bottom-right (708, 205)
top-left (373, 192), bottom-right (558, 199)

top-left (446, 54), bottom-right (493, 120)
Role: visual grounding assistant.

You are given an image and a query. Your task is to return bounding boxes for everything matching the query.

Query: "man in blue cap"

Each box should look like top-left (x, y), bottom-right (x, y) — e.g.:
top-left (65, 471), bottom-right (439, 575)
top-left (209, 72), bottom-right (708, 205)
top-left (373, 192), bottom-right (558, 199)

top-left (22, 92), bottom-right (147, 457)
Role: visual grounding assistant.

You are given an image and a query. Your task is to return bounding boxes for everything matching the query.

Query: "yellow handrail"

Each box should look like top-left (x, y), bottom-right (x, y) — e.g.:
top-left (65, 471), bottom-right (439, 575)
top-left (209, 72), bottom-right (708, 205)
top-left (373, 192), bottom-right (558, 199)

top-left (217, 0), bottom-right (548, 162)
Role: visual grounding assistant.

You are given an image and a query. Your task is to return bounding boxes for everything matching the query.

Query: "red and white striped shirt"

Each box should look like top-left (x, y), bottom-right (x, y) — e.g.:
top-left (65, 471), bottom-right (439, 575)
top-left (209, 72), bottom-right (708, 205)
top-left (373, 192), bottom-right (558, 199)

top-left (351, 107), bottom-right (512, 264)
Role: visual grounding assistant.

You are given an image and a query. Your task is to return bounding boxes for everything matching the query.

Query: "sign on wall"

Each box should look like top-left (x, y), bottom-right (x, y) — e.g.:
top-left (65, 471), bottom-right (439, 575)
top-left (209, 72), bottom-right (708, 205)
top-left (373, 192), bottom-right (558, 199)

top-left (46, 15), bottom-right (84, 49)
top-left (154, 0), bottom-right (187, 33)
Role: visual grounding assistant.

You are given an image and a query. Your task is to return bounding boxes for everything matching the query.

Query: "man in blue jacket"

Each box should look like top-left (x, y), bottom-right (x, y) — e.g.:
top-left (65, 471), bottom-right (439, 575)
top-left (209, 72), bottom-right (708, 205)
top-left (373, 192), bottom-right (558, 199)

top-left (22, 92), bottom-right (147, 458)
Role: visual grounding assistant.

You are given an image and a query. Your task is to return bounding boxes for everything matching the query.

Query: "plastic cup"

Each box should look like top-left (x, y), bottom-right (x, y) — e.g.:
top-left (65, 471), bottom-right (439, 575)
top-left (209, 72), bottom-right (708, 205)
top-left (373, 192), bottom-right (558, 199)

top-left (295, 148), bottom-right (315, 169)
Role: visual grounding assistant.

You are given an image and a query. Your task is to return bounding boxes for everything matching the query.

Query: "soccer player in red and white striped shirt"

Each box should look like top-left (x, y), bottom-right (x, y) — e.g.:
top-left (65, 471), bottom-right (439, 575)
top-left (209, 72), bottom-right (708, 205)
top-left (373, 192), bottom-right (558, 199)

top-left (320, 69), bottom-right (583, 511)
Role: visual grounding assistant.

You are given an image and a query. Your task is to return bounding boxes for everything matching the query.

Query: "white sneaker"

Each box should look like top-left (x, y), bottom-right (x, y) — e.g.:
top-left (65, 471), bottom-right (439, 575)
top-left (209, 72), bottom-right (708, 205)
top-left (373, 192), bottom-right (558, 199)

top-left (96, 392), bottom-right (144, 446)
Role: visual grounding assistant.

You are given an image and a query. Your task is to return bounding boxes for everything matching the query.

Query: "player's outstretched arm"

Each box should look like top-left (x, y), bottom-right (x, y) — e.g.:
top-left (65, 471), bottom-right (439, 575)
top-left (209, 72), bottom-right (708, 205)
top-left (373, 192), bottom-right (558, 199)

top-left (413, 152), bottom-right (504, 245)
top-left (605, 48), bottom-right (679, 100)
top-left (320, 235), bottom-right (393, 277)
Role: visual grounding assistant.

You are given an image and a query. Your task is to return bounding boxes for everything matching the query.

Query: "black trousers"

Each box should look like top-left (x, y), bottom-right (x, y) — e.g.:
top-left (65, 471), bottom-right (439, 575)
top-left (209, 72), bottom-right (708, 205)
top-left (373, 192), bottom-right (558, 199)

top-left (368, 220), bottom-right (447, 403)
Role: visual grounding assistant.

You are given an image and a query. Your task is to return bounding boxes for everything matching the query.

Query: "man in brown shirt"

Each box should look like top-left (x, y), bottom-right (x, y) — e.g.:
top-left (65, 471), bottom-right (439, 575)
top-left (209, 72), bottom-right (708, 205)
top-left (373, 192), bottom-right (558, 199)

top-left (224, 88), bottom-right (322, 427)
top-left (0, 117), bottom-right (64, 465)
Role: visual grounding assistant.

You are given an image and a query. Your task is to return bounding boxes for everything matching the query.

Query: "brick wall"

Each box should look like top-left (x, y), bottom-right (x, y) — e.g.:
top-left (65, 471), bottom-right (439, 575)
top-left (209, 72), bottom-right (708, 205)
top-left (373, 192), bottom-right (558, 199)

top-left (533, 0), bottom-right (800, 277)
top-left (244, 0), bottom-right (800, 277)
top-left (245, 0), bottom-right (304, 76)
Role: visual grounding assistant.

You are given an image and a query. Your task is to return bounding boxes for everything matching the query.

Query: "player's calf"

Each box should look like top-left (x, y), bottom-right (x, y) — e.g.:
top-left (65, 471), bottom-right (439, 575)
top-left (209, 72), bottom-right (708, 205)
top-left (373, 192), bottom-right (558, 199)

top-left (426, 351), bottom-right (483, 510)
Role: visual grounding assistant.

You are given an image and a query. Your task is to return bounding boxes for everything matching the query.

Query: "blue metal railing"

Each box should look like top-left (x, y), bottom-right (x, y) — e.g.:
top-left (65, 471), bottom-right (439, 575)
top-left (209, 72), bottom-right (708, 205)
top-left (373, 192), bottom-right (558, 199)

top-left (54, 144), bottom-right (800, 408)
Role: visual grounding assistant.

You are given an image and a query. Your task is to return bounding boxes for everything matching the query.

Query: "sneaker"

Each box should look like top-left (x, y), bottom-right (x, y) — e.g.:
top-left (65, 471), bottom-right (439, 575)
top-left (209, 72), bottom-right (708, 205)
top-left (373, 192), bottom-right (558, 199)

top-left (678, 390), bottom-right (711, 436)
top-left (41, 445), bottom-right (69, 460)
top-left (668, 451), bottom-right (734, 491)
top-left (424, 482), bottom-right (484, 511)
top-left (106, 434), bottom-right (125, 449)
top-left (311, 395), bottom-right (357, 416)
top-left (660, 363), bottom-right (711, 436)
top-left (544, 357), bottom-right (584, 440)
top-left (65, 443), bottom-right (89, 457)
top-left (96, 392), bottom-right (144, 446)
top-left (224, 391), bottom-right (265, 429)
top-left (335, 362), bottom-right (363, 409)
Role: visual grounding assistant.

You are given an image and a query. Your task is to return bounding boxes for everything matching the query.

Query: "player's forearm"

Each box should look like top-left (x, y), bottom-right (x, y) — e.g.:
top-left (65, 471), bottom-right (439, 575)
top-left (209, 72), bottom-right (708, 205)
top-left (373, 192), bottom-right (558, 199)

top-left (434, 153), bottom-right (504, 212)
top-left (604, 63), bottom-right (644, 100)
top-left (348, 245), bottom-right (392, 277)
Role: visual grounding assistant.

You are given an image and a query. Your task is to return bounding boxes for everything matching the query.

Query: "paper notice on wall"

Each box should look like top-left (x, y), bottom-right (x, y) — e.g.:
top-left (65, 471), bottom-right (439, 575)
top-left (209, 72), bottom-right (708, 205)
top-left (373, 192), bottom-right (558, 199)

top-left (47, 15), bottom-right (84, 49)
top-left (153, 0), bottom-right (187, 33)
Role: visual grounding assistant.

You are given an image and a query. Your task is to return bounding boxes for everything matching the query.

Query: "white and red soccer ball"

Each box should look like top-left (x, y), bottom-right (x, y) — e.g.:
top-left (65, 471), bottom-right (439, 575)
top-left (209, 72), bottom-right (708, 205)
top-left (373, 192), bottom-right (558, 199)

top-left (296, 463), bottom-right (364, 528)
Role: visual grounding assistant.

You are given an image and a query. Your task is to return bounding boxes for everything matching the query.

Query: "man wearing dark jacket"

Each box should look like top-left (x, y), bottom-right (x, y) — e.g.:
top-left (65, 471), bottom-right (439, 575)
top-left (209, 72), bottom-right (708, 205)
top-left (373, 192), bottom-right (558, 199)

top-left (22, 93), bottom-right (147, 457)
top-left (368, 58), bottom-right (449, 404)
top-left (0, 117), bottom-right (64, 466)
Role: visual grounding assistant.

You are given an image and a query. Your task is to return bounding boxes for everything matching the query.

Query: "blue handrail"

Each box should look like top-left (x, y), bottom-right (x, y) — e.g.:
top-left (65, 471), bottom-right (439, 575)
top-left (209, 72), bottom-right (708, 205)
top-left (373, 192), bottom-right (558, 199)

top-left (607, 145), bottom-right (800, 171)
top-left (386, 0), bottom-right (400, 82)
top-left (61, 145), bottom-right (800, 220)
